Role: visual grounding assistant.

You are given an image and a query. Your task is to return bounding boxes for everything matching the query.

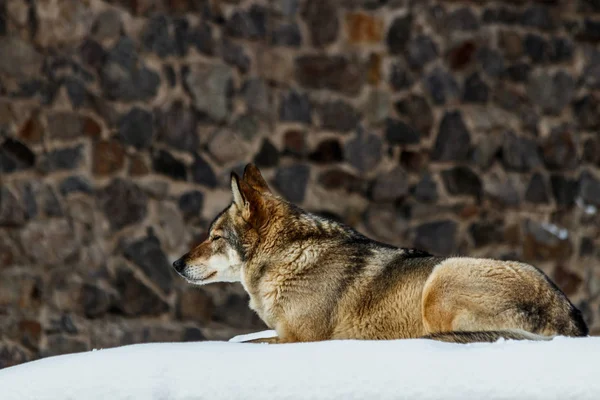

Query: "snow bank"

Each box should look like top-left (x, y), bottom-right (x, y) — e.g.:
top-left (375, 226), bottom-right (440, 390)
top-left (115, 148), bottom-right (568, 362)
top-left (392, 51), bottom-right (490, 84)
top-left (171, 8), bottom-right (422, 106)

top-left (0, 332), bottom-right (598, 400)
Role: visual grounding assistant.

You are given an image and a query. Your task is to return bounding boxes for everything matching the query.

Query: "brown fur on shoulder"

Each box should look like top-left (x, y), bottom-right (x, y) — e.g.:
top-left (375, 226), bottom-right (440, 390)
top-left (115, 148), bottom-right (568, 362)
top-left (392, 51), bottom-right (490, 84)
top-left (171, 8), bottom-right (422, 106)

top-left (173, 164), bottom-right (588, 344)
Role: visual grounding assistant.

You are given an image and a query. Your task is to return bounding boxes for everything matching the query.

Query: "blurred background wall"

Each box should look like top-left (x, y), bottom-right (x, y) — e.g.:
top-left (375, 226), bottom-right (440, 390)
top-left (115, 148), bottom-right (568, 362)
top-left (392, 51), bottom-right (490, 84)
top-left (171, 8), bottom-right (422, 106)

top-left (1, 0), bottom-right (600, 368)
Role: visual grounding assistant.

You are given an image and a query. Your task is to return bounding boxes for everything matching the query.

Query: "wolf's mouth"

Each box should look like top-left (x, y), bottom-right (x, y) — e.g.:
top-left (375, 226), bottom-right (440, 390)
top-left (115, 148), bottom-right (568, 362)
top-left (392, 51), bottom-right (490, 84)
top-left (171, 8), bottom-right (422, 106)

top-left (202, 271), bottom-right (217, 280)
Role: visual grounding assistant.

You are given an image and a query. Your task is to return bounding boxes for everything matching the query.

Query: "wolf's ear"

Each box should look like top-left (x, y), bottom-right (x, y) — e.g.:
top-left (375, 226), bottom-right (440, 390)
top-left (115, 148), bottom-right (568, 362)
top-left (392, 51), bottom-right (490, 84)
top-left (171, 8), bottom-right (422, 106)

top-left (243, 163), bottom-right (272, 194)
top-left (231, 172), bottom-right (265, 214)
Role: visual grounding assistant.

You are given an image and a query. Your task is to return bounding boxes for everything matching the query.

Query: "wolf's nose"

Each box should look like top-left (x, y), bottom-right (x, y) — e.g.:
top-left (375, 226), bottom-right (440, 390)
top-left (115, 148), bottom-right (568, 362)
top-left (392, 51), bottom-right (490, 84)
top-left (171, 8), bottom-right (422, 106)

top-left (173, 258), bottom-right (186, 272)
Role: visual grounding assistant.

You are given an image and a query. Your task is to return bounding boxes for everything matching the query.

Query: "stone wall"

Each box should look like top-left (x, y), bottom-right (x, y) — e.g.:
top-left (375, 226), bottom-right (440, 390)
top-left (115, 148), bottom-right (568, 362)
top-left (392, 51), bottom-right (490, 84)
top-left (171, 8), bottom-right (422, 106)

top-left (1, 0), bottom-right (600, 367)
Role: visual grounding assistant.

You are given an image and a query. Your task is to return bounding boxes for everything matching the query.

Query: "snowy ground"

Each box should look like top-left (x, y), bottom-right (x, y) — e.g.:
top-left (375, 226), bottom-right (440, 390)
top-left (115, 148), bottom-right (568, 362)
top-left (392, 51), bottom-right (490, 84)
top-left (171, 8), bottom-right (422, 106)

top-left (0, 331), bottom-right (598, 400)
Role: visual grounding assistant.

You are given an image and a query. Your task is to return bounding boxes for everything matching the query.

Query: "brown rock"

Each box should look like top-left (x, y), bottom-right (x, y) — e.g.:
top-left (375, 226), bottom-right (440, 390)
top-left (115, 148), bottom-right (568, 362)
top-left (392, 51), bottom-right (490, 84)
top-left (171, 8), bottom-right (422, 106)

top-left (367, 53), bottom-right (382, 85)
top-left (19, 320), bottom-right (42, 350)
top-left (295, 55), bottom-right (365, 96)
top-left (46, 112), bottom-right (85, 140)
top-left (447, 40), bottom-right (476, 70)
top-left (19, 220), bottom-right (78, 265)
top-left (499, 31), bottom-right (523, 60)
top-left (83, 116), bottom-right (102, 138)
top-left (92, 140), bottom-right (125, 176)
top-left (18, 113), bottom-right (44, 144)
top-left (345, 12), bottom-right (384, 44)
top-left (522, 220), bottom-right (572, 262)
top-left (0, 342), bottom-right (30, 369)
top-left (553, 265), bottom-right (582, 296)
top-left (129, 154), bottom-right (150, 176)
top-left (283, 130), bottom-right (307, 157)
top-left (178, 288), bottom-right (213, 322)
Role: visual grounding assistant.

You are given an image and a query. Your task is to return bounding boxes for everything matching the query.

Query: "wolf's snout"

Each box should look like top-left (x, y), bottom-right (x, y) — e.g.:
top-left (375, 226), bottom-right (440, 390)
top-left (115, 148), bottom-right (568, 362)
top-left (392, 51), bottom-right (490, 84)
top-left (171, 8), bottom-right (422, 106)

top-left (173, 257), bottom-right (186, 272)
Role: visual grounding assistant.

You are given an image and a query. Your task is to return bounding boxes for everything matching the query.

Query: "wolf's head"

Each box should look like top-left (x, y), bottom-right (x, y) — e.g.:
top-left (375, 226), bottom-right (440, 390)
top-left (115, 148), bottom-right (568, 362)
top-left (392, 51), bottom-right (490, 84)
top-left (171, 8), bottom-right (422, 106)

top-left (172, 164), bottom-right (276, 285)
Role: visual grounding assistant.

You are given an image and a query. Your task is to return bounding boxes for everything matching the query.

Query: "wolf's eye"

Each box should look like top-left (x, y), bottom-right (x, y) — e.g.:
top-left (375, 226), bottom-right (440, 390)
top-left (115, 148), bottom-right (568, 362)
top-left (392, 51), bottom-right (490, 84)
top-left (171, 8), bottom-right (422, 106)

top-left (211, 235), bottom-right (222, 241)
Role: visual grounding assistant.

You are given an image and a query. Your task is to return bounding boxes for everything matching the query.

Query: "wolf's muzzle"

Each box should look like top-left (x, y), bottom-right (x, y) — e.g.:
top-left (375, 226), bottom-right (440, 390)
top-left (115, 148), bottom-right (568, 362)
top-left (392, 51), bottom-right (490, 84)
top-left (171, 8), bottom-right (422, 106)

top-left (173, 258), bottom-right (186, 272)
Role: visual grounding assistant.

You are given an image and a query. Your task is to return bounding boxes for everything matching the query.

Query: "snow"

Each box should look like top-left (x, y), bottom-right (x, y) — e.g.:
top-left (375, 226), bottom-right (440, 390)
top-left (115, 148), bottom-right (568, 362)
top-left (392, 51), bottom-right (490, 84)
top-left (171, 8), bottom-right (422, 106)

top-left (0, 332), bottom-right (598, 400)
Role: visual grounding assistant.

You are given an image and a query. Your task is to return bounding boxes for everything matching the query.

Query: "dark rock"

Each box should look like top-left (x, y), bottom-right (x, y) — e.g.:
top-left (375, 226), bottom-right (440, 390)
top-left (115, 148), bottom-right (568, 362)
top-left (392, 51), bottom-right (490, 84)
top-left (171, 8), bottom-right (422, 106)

top-left (97, 179), bottom-right (148, 231)
top-left (550, 175), bottom-right (579, 207)
top-left (406, 35), bottom-right (438, 69)
top-left (414, 174), bottom-right (438, 203)
top-left (0, 37), bottom-right (42, 78)
top-left (387, 14), bottom-right (412, 54)
top-left (482, 7), bottom-right (519, 25)
top-left (254, 139), bottom-right (280, 168)
top-left (270, 22), bottom-right (302, 47)
top-left (582, 47), bottom-right (600, 88)
top-left (187, 21), bottom-right (215, 56)
top-left (80, 39), bottom-right (106, 69)
top-left (447, 7), bottom-right (479, 31)
top-left (178, 191), bottom-right (204, 219)
top-left (274, 164), bottom-right (310, 203)
top-left (477, 47), bottom-right (505, 77)
top-left (506, 63), bottom-right (531, 82)
top-left (432, 111), bottom-right (471, 161)
top-left (184, 63), bottom-right (232, 121)
top-left (226, 4), bottom-right (267, 40)
top-left (123, 234), bottom-right (173, 294)
top-left (295, 55), bottom-right (365, 96)
top-left (319, 101), bottom-right (360, 133)
top-left (243, 78), bottom-right (271, 116)
top-left (39, 145), bottom-right (84, 172)
top-left (583, 137), bottom-right (600, 165)
top-left (142, 15), bottom-right (174, 58)
top-left (370, 167), bottom-right (409, 202)
top-left (221, 38), bottom-right (251, 73)
top-left (279, 90), bottom-right (312, 124)
top-left (501, 132), bottom-right (541, 172)
top-left (394, 95), bottom-right (433, 136)
top-left (18, 183), bottom-right (36, 220)
top-left (92, 140), bottom-right (125, 176)
top-left (442, 167), bottom-right (482, 198)
top-left (484, 176), bottom-right (520, 207)
top-left (0, 343), bottom-right (29, 369)
top-left (301, 0), bottom-right (339, 47)
top-left (470, 220), bottom-right (504, 248)
top-left (60, 176), bottom-right (93, 196)
top-left (192, 155), bottom-right (217, 188)
top-left (100, 38), bottom-right (160, 102)
top-left (283, 130), bottom-right (308, 157)
top-left (528, 71), bottom-right (575, 115)
top-left (36, 184), bottom-right (63, 217)
top-left (118, 107), bottom-right (154, 149)
top-left (414, 221), bottom-right (457, 256)
top-left (389, 61), bottom-right (414, 90)
top-left (580, 237), bottom-right (595, 257)
top-left (463, 73), bottom-right (489, 103)
top-left (156, 101), bottom-right (198, 152)
top-left (525, 173), bottom-right (550, 204)
top-left (81, 283), bottom-right (113, 318)
top-left (0, 138), bottom-right (35, 173)
top-left (152, 149), bottom-right (187, 181)
top-left (113, 266), bottom-right (169, 315)
top-left (385, 118), bottom-right (420, 145)
top-left (310, 140), bottom-right (343, 164)
top-left (318, 169), bottom-right (363, 193)
top-left (344, 129), bottom-right (382, 173)
top-left (424, 67), bottom-right (460, 105)
top-left (64, 77), bottom-right (87, 108)
top-left (579, 171), bottom-right (600, 207)
top-left (0, 187), bottom-right (26, 227)
top-left (573, 95), bottom-right (600, 130)
top-left (542, 127), bottom-right (579, 170)
top-left (523, 219), bottom-right (572, 261)
top-left (521, 5), bottom-right (555, 31)
top-left (524, 34), bottom-right (548, 63)
top-left (549, 37), bottom-right (574, 63)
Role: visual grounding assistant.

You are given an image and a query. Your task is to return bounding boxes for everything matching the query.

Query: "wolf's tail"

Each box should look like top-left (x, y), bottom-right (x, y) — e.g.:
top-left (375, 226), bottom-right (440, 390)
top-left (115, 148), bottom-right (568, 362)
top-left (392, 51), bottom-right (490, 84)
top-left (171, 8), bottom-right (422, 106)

top-left (422, 329), bottom-right (553, 344)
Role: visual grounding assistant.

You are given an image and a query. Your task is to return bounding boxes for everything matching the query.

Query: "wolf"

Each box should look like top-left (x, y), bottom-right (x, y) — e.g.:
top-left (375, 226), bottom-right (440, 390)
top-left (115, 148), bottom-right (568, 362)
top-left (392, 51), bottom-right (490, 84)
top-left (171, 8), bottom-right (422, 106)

top-left (172, 164), bottom-right (588, 344)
